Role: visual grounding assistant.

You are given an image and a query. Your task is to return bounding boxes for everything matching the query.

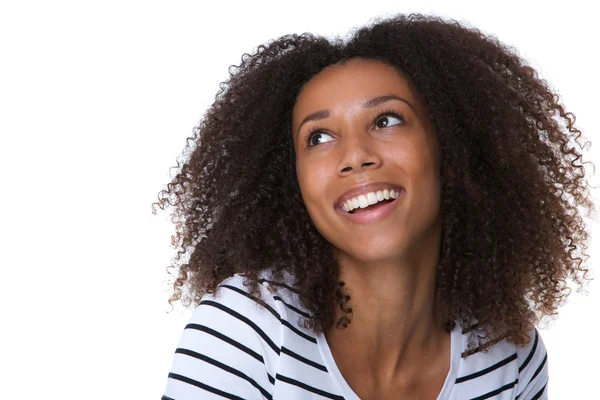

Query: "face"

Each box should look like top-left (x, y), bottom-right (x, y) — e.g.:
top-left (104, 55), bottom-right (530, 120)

top-left (292, 58), bottom-right (442, 266)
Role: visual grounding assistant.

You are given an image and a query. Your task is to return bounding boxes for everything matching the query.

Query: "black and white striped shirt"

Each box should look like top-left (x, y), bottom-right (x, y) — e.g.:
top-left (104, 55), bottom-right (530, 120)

top-left (162, 273), bottom-right (548, 399)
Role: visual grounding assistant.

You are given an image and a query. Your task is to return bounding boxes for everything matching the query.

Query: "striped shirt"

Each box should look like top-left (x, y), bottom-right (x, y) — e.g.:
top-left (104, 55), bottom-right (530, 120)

top-left (162, 273), bottom-right (549, 399)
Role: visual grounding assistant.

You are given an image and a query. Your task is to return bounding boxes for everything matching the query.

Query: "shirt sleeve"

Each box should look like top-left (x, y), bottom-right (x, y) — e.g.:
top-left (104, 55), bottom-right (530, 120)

top-left (515, 328), bottom-right (549, 400)
top-left (162, 276), bottom-right (282, 400)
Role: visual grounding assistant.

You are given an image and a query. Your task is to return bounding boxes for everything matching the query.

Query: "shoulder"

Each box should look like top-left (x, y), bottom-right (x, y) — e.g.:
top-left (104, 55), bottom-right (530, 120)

top-left (514, 328), bottom-right (549, 399)
top-left (188, 273), bottom-right (284, 354)
top-left (163, 273), bottom-right (286, 399)
top-left (454, 322), bottom-right (548, 399)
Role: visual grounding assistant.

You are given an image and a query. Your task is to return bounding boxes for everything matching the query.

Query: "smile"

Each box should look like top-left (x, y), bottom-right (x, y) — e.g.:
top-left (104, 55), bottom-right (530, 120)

top-left (341, 188), bottom-right (401, 213)
top-left (336, 188), bottom-right (404, 224)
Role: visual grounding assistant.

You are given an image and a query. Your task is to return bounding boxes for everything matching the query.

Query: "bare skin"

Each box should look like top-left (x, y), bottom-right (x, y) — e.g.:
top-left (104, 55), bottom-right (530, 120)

top-left (292, 58), bottom-right (450, 399)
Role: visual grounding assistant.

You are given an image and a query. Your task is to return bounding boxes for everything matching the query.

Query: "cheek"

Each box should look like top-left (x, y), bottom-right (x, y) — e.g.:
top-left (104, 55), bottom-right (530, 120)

top-left (296, 160), bottom-right (333, 216)
top-left (389, 141), bottom-right (441, 211)
top-left (296, 161), bottom-right (319, 204)
top-left (408, 160), bottom-right (442, 221)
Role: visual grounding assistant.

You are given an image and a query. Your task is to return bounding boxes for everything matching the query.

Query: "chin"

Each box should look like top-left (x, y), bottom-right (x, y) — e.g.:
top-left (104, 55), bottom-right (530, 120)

top-left (335, 242), bottom-right (407, 265)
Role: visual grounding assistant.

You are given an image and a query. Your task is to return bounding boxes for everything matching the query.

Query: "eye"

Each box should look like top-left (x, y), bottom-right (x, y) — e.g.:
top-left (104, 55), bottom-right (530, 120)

top-left (374, 111), bottom-right (405, 129)
top-left (305, 129), bottom-right (335, 147)
top-left (303, 110), bottom-right (405, 148)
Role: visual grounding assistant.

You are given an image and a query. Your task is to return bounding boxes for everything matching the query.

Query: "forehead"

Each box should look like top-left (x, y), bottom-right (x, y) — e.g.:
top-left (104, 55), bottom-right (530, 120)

top-left (292, 58), bottom-right (421, 121)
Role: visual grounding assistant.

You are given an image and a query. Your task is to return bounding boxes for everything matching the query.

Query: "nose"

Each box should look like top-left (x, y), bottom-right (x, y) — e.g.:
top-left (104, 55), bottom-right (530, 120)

top-left (337, 136), bottom-right (382, 175)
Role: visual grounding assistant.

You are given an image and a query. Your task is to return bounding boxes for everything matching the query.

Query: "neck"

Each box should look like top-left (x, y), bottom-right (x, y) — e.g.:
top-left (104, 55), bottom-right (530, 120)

top-left (326, 225), bottom-right (447, 382)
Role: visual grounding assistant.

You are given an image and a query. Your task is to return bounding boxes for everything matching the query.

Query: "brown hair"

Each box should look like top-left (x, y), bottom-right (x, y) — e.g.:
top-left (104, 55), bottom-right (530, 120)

top-left (152, 13), bottom-right (597, 353)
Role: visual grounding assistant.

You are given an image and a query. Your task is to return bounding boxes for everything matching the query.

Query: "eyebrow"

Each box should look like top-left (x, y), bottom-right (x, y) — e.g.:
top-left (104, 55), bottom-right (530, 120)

top-left (295, 94), bottom-right (416, 137)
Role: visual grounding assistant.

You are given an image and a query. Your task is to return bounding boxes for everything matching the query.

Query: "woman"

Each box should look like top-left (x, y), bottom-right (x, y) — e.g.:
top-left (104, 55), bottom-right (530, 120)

top-left (155, 13), bottom-right (596, 399)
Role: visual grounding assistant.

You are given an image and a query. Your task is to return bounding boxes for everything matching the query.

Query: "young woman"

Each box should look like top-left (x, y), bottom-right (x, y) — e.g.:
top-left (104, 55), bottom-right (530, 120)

top-left (155, 13), bottom-right (596, 400)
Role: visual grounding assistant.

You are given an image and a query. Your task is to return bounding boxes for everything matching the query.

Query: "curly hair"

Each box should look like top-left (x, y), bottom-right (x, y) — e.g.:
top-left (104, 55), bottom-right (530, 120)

top-left (152, 13), bottom-right (597, 353)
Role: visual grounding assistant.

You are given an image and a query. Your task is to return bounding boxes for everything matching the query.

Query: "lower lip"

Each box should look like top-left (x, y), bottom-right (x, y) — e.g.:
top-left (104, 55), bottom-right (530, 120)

top-left (336, 190), bottom-right (404, 224)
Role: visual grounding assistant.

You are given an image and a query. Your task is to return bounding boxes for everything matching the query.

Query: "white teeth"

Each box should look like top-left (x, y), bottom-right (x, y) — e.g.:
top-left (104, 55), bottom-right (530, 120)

top-left (367, 192), bottom-right (377, 205)
top-left (341, 188), bottom-right (402, 213)
top-left (358, 195), bottom-right (368, 208)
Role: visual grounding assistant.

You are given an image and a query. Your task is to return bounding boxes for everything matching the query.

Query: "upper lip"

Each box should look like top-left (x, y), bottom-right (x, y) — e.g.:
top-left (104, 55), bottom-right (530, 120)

top-left (335, 182), bottom-right (404, 209)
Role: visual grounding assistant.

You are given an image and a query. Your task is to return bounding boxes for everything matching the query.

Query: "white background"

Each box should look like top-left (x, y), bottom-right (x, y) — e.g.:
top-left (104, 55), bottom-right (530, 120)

top-left (1, 0), bottom-right (598, 398)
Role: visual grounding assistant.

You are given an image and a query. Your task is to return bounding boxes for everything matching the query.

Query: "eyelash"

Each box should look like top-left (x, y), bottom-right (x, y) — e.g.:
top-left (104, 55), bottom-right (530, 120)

top-left (304, 109), bottom-right (406, 147)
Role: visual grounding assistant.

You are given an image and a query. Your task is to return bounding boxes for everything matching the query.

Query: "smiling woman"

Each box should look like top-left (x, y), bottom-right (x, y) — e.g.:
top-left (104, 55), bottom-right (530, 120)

top-left (153, 13), bottom-right (596, 400)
